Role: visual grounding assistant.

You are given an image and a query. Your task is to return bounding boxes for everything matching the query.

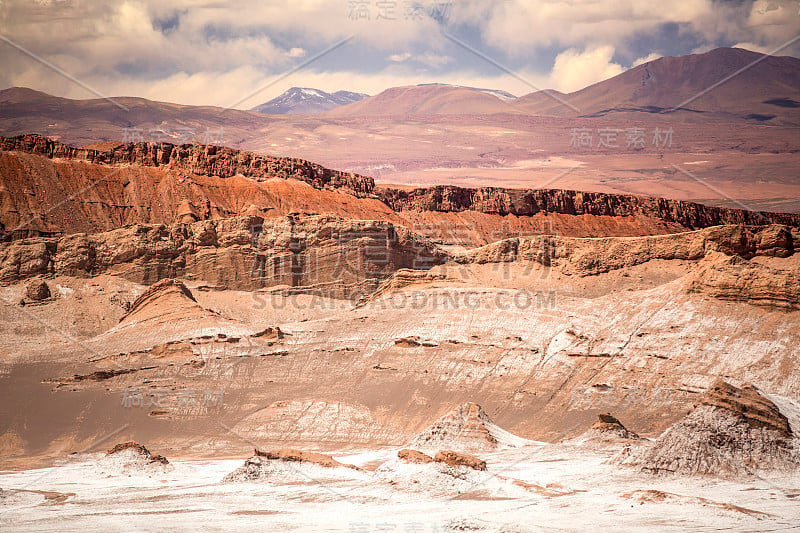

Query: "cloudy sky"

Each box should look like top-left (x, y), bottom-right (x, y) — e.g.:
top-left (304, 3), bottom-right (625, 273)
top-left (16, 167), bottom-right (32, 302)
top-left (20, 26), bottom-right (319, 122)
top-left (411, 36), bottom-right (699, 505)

top-left (0, 0), bottom-right (798, 108)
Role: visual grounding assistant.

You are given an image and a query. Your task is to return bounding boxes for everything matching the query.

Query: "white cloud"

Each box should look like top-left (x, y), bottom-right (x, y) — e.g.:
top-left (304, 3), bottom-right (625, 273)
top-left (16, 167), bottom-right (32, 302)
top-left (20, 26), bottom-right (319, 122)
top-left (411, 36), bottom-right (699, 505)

top-left (388, 52), bottom-right (412, 62)
top-left (731, 42), bottom-right (773, 55)
top-left (416, 52), bottom-right (452, 68)
top-left (632, 52), bottom-right (662, 67)
top-left (549, 46), bottom-right (625, 93)
top-left (686, 0), bottom-right (800, 53)
top-left (452, 0), bottom-right (715, 52)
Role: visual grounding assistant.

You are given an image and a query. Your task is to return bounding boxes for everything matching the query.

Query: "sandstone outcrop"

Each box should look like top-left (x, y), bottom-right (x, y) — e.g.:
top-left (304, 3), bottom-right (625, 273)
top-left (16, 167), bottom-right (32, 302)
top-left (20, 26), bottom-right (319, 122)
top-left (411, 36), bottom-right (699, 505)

top-left (252, 448), bottom-right (360, 470)
top-left (106, 441), bottom-right (169, 466)
top-left (95, 278), bottom-right (260, 353)
top-left (223, 448), bottom-right (362, 483)
top-left (363, 268), bottom-right (450, 304)
top-left (0, 146), bottom-right (399, 239)
top-left (586, 413), bottom-right (640, 440)
top-left (686, 252), bottom-right (800, 309)
top-left (458, 224), bottom-right (796, 277)
top-left (701, 380), bottom-right (792, 437)
top-left (24, 278), bottom-right (50, 301)
top-left (433, 450), bottom-right (487, 471)
top-left (122, 279), bottom-right (197, 322)
top-left (107, 441), bottom-right (151, 456)
top-left (0, 215), bottom-right (447, 298)
top-left (397, 449), bottom-right (434, 464)
top-left (3, 218), bottom-right (796, 311)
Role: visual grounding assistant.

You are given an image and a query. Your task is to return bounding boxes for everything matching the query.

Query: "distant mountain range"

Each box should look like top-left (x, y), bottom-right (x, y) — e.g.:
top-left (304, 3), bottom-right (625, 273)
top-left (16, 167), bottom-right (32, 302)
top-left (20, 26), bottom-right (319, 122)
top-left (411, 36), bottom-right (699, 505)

top-left (0, 47), bottom-right (798, 147)
top-left (251, 84), bottom-right (515, 116)
top-left (252, 87), bottom-right (369, 115)
top-left (325, 48), bottom-right (798, 122)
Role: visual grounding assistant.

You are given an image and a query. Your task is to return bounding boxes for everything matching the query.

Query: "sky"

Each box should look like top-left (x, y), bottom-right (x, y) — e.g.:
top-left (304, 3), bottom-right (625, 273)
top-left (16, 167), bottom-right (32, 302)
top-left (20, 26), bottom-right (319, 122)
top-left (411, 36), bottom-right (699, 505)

top-left (0, 0), bottom-right (798, 109)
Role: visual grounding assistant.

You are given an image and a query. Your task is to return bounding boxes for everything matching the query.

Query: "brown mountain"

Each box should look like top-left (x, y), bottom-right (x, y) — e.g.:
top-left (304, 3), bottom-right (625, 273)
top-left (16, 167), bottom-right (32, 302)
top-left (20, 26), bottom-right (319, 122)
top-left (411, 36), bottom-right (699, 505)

top-left (0, 86), bottom-right (271, 148)
top-left (324, 84), bottom-right (521, 117)
top-left (514, 47), bottom-right (800, 124)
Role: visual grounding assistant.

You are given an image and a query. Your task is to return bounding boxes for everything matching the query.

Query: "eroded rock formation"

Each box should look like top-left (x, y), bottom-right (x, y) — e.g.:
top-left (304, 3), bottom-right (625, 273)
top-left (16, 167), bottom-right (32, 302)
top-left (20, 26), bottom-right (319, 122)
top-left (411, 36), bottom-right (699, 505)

top-left (408, 402), bottom-right (523, 453)
top-left (378, 185), bottom-right (800, 228)
top-left (223, 448), bottom-right (361, 483)
top-left (687, 252), bottom-right (800, 309)
top-left (0, 215), bottom-right (447, 297)
top-left (459, 224), bottom-right (797, 277)
top-left (397, 449), bottom-right (434, 464)
top-left (0, 134), bottom-right (374, 197)
top-left (433, 450), bottom-right (487, 471)
top-left (632, 380), bottom-right (798, 477)
top-left (586, 413), bottom-right (640, 440)
top-left (24, 278), bottom-right (50, 301)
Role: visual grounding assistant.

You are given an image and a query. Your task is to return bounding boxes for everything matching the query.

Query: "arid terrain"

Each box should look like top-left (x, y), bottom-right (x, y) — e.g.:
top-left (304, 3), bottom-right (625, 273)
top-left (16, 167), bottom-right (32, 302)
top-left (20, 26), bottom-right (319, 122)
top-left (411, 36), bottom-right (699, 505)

top-left (1, 46), bottom-right (799, 531)
top-left (2, 48), bottom-right (799, 213)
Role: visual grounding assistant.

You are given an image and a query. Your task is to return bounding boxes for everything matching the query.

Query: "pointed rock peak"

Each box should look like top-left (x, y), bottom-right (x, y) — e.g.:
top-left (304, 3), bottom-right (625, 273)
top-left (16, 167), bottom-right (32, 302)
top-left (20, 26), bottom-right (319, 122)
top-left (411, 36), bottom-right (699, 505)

top-left (410, 402), bottom-right (497, 452)
top-left (409, 402), bottom-right (529, 452)
top-left (701, 379), bottom-right (792, 438)
top-left (441, 402), bottom-right (495, 433)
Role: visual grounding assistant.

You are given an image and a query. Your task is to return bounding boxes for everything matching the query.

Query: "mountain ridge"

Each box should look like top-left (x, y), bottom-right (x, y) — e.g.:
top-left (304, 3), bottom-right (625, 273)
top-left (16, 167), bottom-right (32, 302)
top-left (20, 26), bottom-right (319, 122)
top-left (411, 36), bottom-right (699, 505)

top-left (252, 87), bottom-right (369, 114)
top-left (514, 47), bottom-right (800, 123)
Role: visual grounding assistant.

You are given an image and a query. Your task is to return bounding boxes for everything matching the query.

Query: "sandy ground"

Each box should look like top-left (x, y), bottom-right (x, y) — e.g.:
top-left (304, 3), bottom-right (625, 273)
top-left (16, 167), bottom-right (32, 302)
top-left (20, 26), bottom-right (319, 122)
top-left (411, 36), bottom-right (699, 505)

top-left (1, 443), bottom-right (798, 532)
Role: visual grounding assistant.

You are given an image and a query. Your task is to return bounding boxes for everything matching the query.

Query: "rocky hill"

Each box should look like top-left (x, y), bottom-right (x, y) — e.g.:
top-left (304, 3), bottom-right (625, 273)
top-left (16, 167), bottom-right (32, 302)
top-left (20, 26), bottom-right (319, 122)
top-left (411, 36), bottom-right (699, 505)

top-left (325, 84), bottom-right (520, 117)
top-left (632, 380), bottom-right (799, 477)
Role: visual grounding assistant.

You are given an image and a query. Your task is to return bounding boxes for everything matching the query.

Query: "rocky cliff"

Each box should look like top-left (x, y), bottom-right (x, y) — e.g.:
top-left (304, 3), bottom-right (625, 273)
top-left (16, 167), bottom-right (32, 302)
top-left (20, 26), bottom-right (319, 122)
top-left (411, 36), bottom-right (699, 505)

top-left (0, 134), bottom-right (374, 197)
top-left (4, 134), bottom-right (800, 247)
top-left (0, 215), bottom-right (446, 298)
top-left (2, 217), bottom-right (797, 306)
top-left (459, 224), bottom-right (797, 273)
top-left (377, 185), bottom-right (800, 229)
top-left (687, 252), bottom-right (800, 310)
top-left (455, 224), bottom-right (799, 308)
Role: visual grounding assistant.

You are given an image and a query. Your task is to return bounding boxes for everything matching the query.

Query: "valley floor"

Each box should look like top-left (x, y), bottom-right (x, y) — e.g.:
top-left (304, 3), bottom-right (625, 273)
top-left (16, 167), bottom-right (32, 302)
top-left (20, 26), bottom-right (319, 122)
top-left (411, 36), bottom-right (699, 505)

top-left (2, 443), bottom-right (799, 532)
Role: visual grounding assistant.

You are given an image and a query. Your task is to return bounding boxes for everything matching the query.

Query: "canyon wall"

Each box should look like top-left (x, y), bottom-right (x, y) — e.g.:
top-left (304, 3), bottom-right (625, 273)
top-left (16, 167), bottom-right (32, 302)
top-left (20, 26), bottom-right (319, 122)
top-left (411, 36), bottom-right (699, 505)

top-left (0, 134), bottom-right (375, 197)
top-left (378, 185), bottom-right (800, 228)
